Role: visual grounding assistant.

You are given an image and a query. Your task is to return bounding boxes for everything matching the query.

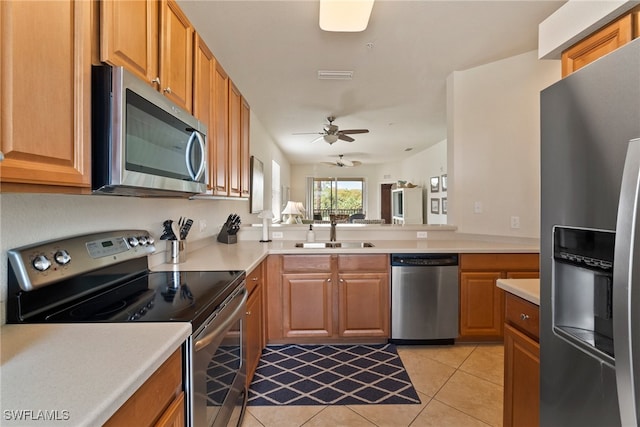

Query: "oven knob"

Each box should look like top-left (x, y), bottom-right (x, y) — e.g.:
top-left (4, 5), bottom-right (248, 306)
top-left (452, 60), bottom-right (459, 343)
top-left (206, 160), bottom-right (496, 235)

top-left (32, 255), bottom-right (51, 272)
top-left (54, 250), bottom-right (71, 265)
top-left (128, 236), bottom-right (139, 247)
top-left (146, 236), bottom-right (155, 245)
top-left (138, 235), bottom-right (148, 245)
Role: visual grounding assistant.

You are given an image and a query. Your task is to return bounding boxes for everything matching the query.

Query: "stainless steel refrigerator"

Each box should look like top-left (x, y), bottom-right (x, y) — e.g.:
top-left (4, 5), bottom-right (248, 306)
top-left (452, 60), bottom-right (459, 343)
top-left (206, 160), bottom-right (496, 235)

top-left (541, 39), bottom-right (640, 426)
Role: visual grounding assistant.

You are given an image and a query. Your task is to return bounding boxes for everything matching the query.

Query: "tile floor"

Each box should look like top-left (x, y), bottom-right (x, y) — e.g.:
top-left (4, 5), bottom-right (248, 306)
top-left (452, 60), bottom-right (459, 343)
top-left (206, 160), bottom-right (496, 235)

top-left (241, 343), bottom-right (504, 427)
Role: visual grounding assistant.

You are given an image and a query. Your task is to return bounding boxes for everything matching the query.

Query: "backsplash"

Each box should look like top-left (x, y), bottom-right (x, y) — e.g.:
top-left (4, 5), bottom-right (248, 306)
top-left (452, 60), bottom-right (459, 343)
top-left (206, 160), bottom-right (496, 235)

top-left (0, 193), bottom-right (252, 323)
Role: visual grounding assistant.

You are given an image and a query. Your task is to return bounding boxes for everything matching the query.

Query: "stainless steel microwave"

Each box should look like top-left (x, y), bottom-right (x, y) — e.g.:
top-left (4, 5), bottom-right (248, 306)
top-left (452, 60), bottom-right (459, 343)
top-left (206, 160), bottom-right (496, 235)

top-left (91, 66), bottom-right (207, 197)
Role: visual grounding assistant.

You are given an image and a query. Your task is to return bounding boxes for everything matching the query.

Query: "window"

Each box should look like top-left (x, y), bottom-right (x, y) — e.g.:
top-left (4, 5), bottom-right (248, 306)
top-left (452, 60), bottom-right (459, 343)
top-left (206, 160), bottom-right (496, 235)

top-left (309, 177), bottom-right (365, 220)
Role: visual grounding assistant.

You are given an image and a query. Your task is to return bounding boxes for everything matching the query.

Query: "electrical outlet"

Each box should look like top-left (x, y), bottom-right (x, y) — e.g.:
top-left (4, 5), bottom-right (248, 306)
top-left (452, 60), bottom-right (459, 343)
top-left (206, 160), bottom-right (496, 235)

top-left (474, 201), bottom-right (483, 214)
top-left (416, 231), bottom-right (428, 239)
top-left (510, 216), bottom-right (520, 229)
top-left (199, 219), bottom-right (207, 232)
top-left (272, 231), bottom-right (284, 239)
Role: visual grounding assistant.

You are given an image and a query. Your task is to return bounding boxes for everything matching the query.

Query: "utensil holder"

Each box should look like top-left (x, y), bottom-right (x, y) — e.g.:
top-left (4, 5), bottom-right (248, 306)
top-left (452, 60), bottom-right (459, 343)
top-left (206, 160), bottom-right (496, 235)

top-left (166, 240), bottom-right (186, 264)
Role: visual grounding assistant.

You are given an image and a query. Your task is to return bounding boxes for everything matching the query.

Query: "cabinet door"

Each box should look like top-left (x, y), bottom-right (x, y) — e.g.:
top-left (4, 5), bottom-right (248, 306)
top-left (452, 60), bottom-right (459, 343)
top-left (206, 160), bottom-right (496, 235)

top-left (282, 273), bottom-right (333, 338)
top-left (100, 0), bottom-right (159, 85)
top-left (246, 285), bottom-right (263, 387)
top-left (193, 34), bottom-right (214, 125)
top-left (228, 81), bottom-right (242, 197)
top-left (503, 323), bottom-right (540, 427)
top-left (240, 97), bottom-right (251, 198)
top-left (562, 12), bottom-right (634, 77)
top-left (338, 273), bottom-right (389, 338)
top-left (459, 271), bottom-right (504, 339)
top-left (211, 62), bottom-right (229, 196)
top-left (0, 0), bottom-right (91, 192)
top-left (159, 0), bottom-right (193, 112)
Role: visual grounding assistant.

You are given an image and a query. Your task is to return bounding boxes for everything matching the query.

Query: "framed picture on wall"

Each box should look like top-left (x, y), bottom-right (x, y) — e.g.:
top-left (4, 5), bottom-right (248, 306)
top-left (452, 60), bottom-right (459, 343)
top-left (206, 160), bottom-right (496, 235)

top-left (430, 176), bottom-right (440, 193)
top-left (442, 197), bottom-right (447, 214)
top-left (431, 198), bottom-right (440, 214)
top-left (441, 174), bottom-right (447, 192)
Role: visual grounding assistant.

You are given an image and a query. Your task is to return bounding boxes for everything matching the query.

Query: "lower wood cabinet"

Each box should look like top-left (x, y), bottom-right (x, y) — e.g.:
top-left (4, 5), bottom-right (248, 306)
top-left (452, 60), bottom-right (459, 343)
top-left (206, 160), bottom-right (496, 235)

top-left (104, 348), bottom-right (184, 427)
top-left (458, 253), bottom-right (539, 341)
top-left (503, 293), bottom-right (540, 427)
top-left (245, 261), bottom-right (266, 387)
top-left (266, 254), bottom-right (389, 344)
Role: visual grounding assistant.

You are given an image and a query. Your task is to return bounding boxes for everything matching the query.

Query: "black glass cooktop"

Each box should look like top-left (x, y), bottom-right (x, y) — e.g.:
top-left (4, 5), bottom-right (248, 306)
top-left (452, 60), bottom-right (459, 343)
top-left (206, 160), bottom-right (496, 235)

top-left (11, 268), bottom-right (244, 331)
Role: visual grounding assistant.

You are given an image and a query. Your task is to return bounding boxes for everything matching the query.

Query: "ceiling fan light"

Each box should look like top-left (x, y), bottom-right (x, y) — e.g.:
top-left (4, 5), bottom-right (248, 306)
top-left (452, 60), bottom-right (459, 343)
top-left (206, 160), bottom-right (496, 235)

top-left (324, 134), bottom-right (339, 144)
top-left (319, 0), bottom-right (374, 32)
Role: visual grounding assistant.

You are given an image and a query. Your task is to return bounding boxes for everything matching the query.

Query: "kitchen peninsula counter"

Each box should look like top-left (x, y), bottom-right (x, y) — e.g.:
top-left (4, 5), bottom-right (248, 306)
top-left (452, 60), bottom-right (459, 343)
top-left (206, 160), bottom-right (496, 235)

top-left (0, 323), bottom-right (190, 426)
top-left (496, 278), bottom-right (540, 305)
top-left (149, 236), bottom-right (540, 273)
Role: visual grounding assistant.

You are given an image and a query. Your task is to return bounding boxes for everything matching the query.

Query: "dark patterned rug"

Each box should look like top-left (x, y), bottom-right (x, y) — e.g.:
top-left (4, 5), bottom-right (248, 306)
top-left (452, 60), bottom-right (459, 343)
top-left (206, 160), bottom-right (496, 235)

top-left (247, 344), bottom-right (421, 406)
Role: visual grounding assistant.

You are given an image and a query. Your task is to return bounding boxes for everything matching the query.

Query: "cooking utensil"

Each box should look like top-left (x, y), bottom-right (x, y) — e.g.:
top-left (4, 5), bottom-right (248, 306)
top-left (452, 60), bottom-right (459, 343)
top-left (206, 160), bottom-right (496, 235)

top-left (180, 218), bottom-right (193, 240)
top-left (171, 221), bottom-right (181, 241)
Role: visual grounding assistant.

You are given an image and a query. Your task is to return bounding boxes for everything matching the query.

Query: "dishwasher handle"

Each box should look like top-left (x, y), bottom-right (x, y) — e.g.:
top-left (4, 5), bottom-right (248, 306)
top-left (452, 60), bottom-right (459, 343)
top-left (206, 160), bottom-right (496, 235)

top-left (391, 253), bottom-right (459, 267)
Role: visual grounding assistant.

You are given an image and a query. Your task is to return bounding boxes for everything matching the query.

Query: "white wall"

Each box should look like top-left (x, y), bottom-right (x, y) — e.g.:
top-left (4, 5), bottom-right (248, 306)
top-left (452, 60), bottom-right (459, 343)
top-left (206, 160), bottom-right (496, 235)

top-left (447, 50), bottom-right (560, 238)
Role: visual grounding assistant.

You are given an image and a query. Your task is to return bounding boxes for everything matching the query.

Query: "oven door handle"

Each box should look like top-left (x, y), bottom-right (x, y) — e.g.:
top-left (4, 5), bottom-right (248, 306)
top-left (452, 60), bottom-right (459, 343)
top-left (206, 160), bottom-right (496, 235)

top-left (195, 287), bottom-right (247, 352)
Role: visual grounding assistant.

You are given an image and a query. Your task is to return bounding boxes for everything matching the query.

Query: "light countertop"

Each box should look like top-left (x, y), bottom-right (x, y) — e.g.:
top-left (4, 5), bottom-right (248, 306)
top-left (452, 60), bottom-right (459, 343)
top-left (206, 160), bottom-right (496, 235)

top-left (496, 278), bottom-right (540, 305)
top-left (0, 323), bottom-right (190, 426)
top-left (149, 238), bottom-right (539, 273)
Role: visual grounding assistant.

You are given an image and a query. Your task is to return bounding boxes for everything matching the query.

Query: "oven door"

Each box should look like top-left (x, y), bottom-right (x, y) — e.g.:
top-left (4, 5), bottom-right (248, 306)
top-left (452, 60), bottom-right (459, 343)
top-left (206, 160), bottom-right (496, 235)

top-left (190, 284), bottom-right (247, 427)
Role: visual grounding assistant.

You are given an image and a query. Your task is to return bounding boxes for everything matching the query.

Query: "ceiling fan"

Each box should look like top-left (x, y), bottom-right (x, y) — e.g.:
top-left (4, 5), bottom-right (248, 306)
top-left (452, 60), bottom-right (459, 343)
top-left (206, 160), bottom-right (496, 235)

top-left (294, 116), bottom-right (369, 144)
top-left (321, 154), bottom-right (362, 167)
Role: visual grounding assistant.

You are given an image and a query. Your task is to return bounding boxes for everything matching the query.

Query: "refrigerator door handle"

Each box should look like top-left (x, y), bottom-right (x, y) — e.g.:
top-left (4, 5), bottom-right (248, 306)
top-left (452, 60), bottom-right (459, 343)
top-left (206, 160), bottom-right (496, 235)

top-left (614, 137), bottom-right (640, 426)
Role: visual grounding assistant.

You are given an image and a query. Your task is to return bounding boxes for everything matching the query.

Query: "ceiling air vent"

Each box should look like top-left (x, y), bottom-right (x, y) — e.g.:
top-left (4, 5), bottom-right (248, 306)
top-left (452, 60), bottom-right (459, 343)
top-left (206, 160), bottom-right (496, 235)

top-left (317, 70), bottom-right (353, 80)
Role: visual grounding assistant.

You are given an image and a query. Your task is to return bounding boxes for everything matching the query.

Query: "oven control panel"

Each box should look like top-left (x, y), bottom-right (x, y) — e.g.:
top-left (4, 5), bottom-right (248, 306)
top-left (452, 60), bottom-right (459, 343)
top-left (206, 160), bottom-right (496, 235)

top-left (8, 230), bottom-right (156, 292)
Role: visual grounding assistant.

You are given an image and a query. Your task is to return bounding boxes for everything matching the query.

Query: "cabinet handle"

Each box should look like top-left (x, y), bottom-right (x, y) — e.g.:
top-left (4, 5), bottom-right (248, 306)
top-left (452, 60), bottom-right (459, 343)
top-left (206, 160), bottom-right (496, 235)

top-left (163, 87), bottom-right (172, 94)
top-left (151, 77), bottom-right (160, 85)
top-left (339, 278), bottom-right (344, 283)
top-left (252, 277), bottom-right (258, 281)
top-left (520, 313), bottom-right (530, 321)
top-left (327, 278), bottom-right (331, 282)
top-left (246, 311), bottom-right (251, 316)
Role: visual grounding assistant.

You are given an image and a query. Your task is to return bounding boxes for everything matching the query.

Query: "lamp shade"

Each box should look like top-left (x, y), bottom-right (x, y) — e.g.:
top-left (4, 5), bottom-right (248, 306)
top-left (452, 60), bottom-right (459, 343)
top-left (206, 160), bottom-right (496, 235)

top-left (282, 201), bottom-right (301, 215)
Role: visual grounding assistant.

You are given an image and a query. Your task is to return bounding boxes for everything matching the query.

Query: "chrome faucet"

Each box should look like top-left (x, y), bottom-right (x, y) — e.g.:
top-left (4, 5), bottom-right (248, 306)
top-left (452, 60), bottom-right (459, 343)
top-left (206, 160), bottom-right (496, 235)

top-left (330, 218), bottom-right (337, 242)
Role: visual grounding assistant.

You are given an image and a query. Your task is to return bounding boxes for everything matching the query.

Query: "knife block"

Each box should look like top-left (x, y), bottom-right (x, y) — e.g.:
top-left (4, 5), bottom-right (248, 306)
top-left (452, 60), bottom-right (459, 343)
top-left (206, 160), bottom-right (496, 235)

top-left (217, 227), bottom-right (237, 244)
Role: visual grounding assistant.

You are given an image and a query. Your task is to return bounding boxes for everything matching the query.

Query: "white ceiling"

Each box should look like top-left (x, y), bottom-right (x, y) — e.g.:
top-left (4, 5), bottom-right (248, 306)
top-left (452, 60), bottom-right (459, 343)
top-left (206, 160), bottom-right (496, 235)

top-left (178, 0), bottom-right (565, 167)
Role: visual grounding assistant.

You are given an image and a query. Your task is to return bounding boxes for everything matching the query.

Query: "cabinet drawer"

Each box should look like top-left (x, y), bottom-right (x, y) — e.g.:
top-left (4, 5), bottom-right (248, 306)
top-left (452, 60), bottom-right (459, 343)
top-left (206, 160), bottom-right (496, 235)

top-left (246, 263), bottom-right (263, 295)
top-left (505, 293), bottom-right (539, 341)
top-left (282, 255), bottom-right (332, 272)
top-left (460, 253), bottom-right (539, 271)
top-left (338, 254), bottom-right (389, 272)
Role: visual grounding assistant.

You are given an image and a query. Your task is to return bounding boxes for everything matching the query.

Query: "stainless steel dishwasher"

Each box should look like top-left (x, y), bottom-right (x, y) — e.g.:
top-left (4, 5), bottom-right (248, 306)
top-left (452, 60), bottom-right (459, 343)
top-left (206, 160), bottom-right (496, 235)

top-left (390, 253), bottom-right (459, 344)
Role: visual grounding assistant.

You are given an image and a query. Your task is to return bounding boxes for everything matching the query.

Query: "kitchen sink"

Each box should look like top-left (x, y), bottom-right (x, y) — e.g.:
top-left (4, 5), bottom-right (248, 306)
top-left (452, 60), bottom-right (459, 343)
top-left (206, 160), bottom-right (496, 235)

top-left (295, 242), bottom-right (375, 249)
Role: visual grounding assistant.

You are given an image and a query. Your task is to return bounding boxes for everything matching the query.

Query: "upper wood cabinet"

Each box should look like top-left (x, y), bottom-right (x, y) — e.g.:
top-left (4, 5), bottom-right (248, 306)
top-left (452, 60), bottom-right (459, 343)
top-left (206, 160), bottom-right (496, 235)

top-left (100, 0), bottom-right (158, 85)
top-left (159, 0), bottom-right (193, 112)
top-left (100, 0), bottom-right (194, 112)
top-left (211, 62), bottom-right (230, 196)
top-left (0, 0), bottom-right (92, 193)
top-left (228, 82), bottom-right (242, 197)
top-left (562, 7), bottom-right (640, 77)
top-left (240, 98), bottom-right (251, 198)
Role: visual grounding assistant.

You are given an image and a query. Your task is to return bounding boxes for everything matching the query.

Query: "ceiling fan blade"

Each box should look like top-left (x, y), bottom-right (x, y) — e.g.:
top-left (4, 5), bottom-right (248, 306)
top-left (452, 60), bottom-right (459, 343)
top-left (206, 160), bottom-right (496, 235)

top-left (293, 132), bottom-right (323, 135)
top-left (339, 129), bottom-right (369, 134)
top-left (352, 161), bottom-right (362, 167)
top-left (338, 134), bottom-right (355, 142)
top-left (310, 135), bottom-right (325, 143)
top-left (321, 161), bottom-right (336, 166)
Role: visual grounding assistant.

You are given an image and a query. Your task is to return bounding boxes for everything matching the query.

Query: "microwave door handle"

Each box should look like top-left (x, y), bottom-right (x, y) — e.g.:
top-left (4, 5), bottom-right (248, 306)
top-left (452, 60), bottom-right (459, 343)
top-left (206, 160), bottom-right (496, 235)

top-left (185, 131), bottom-right (206, 181)
top-left (193, 131), bottom-right (206, 180)
top-left (194, 287), bottom-right (247, 352)
top-left (613, 137), bottom-right (640, 426)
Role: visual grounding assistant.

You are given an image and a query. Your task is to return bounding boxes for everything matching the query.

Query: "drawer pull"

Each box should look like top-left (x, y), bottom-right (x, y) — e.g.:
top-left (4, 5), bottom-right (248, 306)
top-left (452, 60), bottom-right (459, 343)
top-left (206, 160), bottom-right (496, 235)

top-left (520, 313), bottom-right (530, 321)
top-left (252, 277), bottom-right (258, 281)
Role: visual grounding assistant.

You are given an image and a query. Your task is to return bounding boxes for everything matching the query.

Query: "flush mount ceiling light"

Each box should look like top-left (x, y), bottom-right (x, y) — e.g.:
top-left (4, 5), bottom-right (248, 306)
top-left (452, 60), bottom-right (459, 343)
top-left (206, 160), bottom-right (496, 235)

top-left (319, 0), bottom-right (375, 32)
top-left (317, 70), bottom-right (353, 80)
